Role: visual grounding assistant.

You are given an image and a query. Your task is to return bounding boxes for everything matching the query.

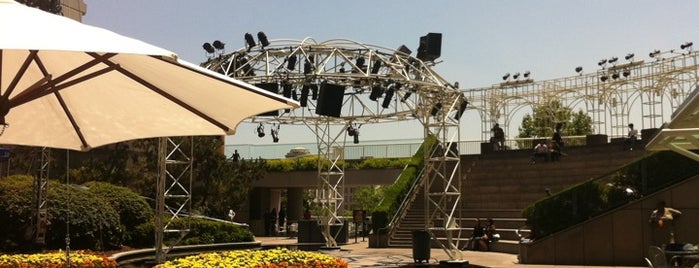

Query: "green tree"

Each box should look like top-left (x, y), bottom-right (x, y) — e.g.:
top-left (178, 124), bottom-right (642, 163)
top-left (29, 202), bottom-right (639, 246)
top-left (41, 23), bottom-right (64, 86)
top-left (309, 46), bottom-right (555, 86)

top-left (352, 185), bottom-right (384, 215)
top-left (518, 99), bottom-right (593, 138)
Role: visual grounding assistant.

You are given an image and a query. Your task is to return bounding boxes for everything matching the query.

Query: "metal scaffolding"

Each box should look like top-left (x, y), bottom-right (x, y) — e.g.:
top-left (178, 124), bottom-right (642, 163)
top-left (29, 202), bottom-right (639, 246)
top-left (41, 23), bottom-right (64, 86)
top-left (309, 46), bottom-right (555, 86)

top-left (155, 137), bottom-right (193, 263)
top-left (202, 37), bottom-right (464, 256)
top-left (466, 50), bottom-right (699, 142)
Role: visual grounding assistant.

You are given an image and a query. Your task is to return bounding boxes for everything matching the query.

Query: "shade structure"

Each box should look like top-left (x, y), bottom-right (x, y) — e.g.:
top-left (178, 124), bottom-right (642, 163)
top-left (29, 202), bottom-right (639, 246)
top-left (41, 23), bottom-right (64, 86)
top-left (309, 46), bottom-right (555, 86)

top-left (0, 0), bottom-right (297, 151)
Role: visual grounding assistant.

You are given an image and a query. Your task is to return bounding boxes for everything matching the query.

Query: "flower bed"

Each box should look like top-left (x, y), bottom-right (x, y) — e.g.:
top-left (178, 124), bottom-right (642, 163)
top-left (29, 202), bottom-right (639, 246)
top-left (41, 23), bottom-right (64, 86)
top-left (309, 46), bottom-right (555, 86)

top-left (156, 248), bottom-right (348, 268)
top-left (0, 250), bottom-right (116, 268)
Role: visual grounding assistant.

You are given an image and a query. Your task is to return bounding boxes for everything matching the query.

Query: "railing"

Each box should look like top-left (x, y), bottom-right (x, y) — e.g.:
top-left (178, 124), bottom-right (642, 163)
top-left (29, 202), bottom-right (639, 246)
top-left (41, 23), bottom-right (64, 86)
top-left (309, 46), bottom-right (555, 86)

top-left (225, 135), bottom-right (606, 160)
top-left (386, 163), bottom-right (426, 245)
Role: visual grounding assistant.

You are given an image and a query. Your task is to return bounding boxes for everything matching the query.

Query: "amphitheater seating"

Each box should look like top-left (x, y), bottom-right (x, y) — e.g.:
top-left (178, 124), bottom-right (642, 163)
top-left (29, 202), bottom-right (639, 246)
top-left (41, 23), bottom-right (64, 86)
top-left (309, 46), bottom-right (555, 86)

top-left (387, 142), bottom-right (645, 254)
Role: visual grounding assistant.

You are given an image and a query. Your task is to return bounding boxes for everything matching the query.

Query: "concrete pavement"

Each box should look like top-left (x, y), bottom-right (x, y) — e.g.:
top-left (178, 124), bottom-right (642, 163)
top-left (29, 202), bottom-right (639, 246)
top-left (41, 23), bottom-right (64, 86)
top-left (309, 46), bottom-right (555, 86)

top-left (256, 236), bottom-right (643, 268)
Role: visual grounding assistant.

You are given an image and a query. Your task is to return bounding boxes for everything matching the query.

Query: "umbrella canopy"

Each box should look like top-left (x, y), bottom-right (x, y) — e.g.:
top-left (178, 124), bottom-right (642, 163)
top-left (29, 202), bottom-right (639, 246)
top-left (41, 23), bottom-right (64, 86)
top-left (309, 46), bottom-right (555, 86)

top-left (0, 0), bottom-right (297, 151)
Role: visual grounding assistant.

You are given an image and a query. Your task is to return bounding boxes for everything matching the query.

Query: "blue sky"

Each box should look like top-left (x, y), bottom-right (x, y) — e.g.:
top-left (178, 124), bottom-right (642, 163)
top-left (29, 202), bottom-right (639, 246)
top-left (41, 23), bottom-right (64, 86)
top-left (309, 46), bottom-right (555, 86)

top-left (83, 1), bottom-right (699, 146)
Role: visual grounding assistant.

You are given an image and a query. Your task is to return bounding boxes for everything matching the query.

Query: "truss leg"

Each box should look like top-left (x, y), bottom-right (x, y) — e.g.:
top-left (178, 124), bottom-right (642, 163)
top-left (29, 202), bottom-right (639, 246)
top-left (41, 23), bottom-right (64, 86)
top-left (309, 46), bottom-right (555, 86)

top-left (307, 120), bottom-right (346, 248)
top-left (422, 94), bottom-right (464, 261)
top-left (155, 137), bottom-right (193, 263)
top-left (33, 147), bottom-right (50, 245)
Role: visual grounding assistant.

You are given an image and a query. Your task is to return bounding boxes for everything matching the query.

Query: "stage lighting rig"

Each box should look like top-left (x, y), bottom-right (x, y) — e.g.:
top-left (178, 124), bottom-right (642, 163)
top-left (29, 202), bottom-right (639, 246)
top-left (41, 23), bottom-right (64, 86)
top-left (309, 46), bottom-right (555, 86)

top-left (202, 42), bottom-right (215, 54)
top-left (346, 124), bottom-right (361, 144)
top-left (287, 55), bottom-right (297, 70)
top-left (256, 123), bottom-right (265, 138)
top-left (257, 32), bottom-right (270, 48)
top-left (649, 49), bottom-right (661, 58)
top-left (271, 124), bottom-right (280, 143)
top-left (245, 33), bottom-right (256, 51)
top-left (212, 40), bottom-right (225, 50)
top-left (680, 42), bottom-right (693, 50)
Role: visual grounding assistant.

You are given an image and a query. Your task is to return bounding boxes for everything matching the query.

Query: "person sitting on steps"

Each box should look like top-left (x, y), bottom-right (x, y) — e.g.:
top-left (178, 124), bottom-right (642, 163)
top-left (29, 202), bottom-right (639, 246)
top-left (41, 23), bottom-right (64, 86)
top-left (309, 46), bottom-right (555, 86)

top-left (531, 141), bottom-right (550, 164)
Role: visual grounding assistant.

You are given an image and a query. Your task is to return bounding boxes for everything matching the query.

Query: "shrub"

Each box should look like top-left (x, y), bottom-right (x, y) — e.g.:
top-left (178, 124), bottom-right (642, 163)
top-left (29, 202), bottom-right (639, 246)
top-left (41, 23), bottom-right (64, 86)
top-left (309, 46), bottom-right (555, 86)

top-left (83, 181), bottom-right (153, 245)
top-left (129, 217), bottom-right (254, 248)
top-left (0, 175), bottom-right (123, 251)
top-left (371, 135), bottom-right (436, 232)
top-left (45, 181), bottom-right (123, 250)
top-left (523, 150), bottom-right (699, 239)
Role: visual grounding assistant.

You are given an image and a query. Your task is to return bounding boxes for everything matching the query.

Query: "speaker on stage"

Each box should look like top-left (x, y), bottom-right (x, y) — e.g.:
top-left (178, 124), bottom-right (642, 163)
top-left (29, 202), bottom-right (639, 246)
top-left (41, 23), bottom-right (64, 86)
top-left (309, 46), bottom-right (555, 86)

top-left (316, 84), bottom-right (345, 117)
top-left (416, 33), bottom-right (442, 62)
top-left (256, 83), bottom-right (279, 116)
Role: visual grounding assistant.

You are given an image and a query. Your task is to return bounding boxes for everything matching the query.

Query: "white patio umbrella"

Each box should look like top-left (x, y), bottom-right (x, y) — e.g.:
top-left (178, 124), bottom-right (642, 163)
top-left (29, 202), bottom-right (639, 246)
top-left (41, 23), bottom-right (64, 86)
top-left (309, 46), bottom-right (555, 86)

top-left (0, 0), bottom-right (297, 151)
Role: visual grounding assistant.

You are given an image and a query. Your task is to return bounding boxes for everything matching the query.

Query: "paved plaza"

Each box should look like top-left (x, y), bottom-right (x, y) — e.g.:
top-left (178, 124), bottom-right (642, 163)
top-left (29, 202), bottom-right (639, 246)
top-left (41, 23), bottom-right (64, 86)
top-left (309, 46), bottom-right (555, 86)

top-left (257, 237), bottom-right (643, 268)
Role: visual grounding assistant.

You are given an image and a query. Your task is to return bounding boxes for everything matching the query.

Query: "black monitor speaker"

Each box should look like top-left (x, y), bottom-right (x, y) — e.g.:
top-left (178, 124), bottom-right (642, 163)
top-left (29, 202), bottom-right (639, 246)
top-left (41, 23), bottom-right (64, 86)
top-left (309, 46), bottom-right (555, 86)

top-left (316, 84), bottom-right (345, 117)
top-left (256, 83), bottom-right (279, 116)
top-left (417, 33), bottom-right (442, 62)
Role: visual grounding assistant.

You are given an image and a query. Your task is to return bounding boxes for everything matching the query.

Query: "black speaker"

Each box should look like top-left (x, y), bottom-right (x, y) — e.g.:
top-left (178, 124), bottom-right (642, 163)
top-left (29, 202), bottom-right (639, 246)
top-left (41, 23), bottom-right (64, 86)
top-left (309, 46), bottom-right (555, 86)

top-left (316, 84), bottom-right (345, 117)
top-left (256, 83), bottom-right (279, 116)
top-left (417, 33), bottom-right (442, 62)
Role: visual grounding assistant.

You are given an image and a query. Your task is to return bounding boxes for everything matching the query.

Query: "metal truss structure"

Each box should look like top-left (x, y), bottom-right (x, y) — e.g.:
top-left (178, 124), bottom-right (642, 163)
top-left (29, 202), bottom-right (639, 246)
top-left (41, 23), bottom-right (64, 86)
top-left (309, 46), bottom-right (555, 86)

top-left (201, 37), bottom-right (465, 255)
top-left (466, 50), bottom-right (699, 141)
top-left (155, 137), bottom-right (193, 263)
top-left (33, 147), bottom-right (50, 245)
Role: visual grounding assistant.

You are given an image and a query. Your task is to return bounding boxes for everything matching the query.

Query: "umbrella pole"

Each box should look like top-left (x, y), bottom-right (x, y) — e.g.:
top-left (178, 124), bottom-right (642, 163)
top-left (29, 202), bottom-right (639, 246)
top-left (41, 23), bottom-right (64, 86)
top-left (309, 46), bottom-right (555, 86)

top-left (64, 149), bottom-right (71, 268)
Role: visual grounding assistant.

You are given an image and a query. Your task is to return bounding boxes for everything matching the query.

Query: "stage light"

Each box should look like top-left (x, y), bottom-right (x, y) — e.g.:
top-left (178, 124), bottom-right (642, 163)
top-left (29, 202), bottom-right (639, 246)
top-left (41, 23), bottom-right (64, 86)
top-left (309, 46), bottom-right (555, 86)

top-left (356, 57), bottom-right (365, 68)
top-left (625, 53), bottom-right (635, 60)
top-left (257, 32), bottom-right (270, 48)
top-left (430, 103), bottom-right (442, 117)
top-left (271, 124), bottom-right (279, 143)
top-left (371, 60), bottom-right (381, 74)
top-left (401, 92), bottom-right (412, 102)
top-left (397, 45), bottom-right (412, 56)
top-left (369, 86), bottom-right (384, 101)
top-left (649, 49), bottom-right (660, 58)
top-left (347, 125), bottom-right (357, 136)
top-left (523, 71), bottom-right (531, 78)
top-left (304, 61), bottom-right (312, 74)
top-left (300, 85), bottom-right (309, 107)
top-left (680, 42), bottom-right (693, 50)
top-left (611, 73), bottom-right (619, 80)
top-left (512, 72), bottom-right (520, 79)
top-left (608, 57), bottom-right (618, 64)
top-left (244, 33), bottom-right (256, 51)
top-left (502, 73), bottom-right (510, 80)
top-left (454, 97), bottom-right (469, 120)
top-left (212, 40), bottom-right (225, 50)
top-left (598, 59), bottom-right (607, 66)
top-left (202, 42), bottom-right (215, 54)
top-left (623, 70), bottom-right (631, 77)
top-left (575, 66), bottom-right (583, 74)
top-left (311, 85), bottom-right (318, 100)
top-left (287, 55), bottom-right (297, 70)
top-left (600, 75), bottom-right (608, 82)
top-left (382, 88), bottom-right (394, 108)
top-left (256, 123), bottom-right (265, 138)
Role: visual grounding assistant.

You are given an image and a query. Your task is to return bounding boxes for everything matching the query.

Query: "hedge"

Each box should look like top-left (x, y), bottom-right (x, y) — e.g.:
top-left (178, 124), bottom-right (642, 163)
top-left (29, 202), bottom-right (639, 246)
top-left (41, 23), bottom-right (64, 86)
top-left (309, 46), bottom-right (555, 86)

top-left (523, 150), bottom-right (699, 239)
top-left (129, 217), bottom-right (254, 248)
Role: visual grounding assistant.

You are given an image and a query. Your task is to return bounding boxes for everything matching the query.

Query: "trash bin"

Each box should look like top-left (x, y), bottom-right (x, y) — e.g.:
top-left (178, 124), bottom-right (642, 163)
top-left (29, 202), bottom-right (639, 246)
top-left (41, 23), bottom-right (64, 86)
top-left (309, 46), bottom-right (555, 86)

top-left (412, 230), bottom-right (431, 263)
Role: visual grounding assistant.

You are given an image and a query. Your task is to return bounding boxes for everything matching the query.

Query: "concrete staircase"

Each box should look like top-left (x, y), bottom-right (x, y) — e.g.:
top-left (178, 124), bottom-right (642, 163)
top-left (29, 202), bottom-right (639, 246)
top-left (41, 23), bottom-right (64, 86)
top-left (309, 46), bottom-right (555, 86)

top-left (387, 143), bottom-right (646, 254)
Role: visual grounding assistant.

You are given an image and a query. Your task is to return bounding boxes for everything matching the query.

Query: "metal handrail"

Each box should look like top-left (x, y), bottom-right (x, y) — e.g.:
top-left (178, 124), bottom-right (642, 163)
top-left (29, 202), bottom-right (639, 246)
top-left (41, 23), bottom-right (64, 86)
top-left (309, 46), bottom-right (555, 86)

top-left (386, 163), bottom-right (427, 244)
